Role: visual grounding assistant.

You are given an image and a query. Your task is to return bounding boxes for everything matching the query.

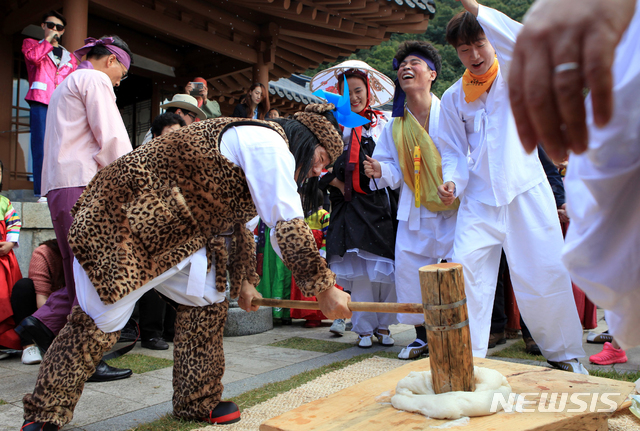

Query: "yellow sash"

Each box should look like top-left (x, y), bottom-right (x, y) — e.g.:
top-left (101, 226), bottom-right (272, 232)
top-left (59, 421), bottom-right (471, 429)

top-left (393, 109), bottom-right (460, 212)
top-left (462, 57), bottom-right (499, 103)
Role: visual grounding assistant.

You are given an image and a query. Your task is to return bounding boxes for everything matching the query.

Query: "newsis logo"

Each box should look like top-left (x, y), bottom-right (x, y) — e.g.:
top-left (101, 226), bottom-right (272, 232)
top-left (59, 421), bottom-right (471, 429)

top-left (490, 392), bottom-right (620, 413)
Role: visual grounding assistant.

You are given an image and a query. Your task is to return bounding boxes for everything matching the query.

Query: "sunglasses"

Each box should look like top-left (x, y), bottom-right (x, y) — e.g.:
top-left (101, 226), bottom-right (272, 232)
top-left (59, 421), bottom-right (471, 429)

top-left (44, 22), bottom-right (65, 31)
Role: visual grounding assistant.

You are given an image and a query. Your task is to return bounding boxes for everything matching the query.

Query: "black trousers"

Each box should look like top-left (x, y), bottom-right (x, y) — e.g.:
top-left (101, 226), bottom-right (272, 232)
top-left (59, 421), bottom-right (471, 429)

top-left (10, 278), bottom-right (38, 346)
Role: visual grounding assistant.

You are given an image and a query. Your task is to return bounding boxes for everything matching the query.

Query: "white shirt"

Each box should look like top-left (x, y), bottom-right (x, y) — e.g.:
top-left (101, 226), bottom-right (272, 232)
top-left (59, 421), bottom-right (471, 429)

top-left (371, 99), bottom-right (442, 230)
top-left (438, 5), bottom-right (545, 207)
top-left (220, 125), bottom-right (304, 256)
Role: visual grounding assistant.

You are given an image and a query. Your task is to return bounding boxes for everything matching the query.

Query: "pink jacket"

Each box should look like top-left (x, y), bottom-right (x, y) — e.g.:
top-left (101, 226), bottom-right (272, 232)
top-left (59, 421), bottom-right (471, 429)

top-left (22, 38), bottom-right (77, 105)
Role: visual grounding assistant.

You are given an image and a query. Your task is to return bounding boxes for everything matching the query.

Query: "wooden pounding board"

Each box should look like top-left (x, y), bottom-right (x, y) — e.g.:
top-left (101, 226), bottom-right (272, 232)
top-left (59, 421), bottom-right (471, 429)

top-left (260, 357), bottom-right (635, 431)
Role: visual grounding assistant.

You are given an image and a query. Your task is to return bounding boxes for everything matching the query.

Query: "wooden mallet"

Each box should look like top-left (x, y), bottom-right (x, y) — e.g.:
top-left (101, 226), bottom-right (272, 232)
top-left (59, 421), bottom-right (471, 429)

top-left (252, 262), bottom-right (475, 394)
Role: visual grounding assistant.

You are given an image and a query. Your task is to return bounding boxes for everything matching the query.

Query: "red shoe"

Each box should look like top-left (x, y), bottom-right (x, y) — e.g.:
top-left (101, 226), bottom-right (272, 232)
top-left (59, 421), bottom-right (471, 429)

top-left (589, 342), bottom-right (628, 365)
top-left (201, 401), bottom-right (241, 424)
top-left (304, 320), bottom-right (322, 328)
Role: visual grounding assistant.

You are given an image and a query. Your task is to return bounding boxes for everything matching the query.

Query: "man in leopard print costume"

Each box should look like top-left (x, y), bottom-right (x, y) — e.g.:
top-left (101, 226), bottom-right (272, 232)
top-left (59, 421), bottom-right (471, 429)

top-left (20, 104), bottom-right (351, 430)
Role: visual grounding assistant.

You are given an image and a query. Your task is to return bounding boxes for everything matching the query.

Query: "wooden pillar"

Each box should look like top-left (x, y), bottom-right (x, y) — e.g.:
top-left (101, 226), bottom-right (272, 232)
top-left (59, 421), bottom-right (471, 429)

top-left (420, 262), bottom-right (475, 394)
top-left (252, 59), bottom-right (269, 89)
top-left (62, 0), bottom-right (88, 53)
top-left (0, 36), bottom-right (13, 187)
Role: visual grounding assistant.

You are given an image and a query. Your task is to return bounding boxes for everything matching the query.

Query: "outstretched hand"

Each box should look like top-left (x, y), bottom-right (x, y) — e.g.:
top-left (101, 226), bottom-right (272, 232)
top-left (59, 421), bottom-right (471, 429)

top-left (456, 0), bottom-right (479, 16)
top-left (509, 0), bottom-right (635, 160)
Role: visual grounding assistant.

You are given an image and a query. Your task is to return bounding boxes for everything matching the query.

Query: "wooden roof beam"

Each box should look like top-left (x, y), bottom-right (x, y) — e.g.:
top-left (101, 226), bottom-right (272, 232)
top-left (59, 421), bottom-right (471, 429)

top-left (315, 0), bottom-right (352, 4)
top-left (3, 0), bottom-right (63, 35)
top-left (346, 2), bottom-right (380, 15)
top-left (278, 40), bottom-right (325, 63)
top-left (158, 0), bottom-right (259, 38)
top-left (279, 35), bottom-right (347, 58)
top-left (331, 0), bottom-right (368, 11)
top-left (92, 0), bottom-right (257, 63)
top-left (276, 49), bottom-right (317, 70)
top-left (280, 27), bottom-right (374, 45)
top-left (384, 21), bottom-right (430, 33)
top-left (356, 6), bottom-right (394, 19)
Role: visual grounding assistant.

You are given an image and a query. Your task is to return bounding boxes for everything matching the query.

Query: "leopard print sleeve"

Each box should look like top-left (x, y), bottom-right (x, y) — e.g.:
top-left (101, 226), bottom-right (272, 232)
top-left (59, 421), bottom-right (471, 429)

top-left (275, 218), bottom-right (336, 297)
top-left (227, 223), bottom-right (260, 299)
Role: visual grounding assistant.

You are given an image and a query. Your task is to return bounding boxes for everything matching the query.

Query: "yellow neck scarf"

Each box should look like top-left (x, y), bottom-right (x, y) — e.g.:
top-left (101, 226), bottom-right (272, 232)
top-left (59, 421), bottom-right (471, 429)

top-left (462, 57), bottom-right (499, 103)
top-left (393, 109), bottom-right (460, 212)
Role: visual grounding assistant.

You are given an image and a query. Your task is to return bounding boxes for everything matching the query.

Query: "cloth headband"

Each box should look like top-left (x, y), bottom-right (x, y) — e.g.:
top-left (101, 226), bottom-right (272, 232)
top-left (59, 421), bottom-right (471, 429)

top-left (392, 52), bottom-right (436, 72)
top-left (74, 37), bottom-right (131, 70)
top-left (392, 52), bottom-right (437, 117)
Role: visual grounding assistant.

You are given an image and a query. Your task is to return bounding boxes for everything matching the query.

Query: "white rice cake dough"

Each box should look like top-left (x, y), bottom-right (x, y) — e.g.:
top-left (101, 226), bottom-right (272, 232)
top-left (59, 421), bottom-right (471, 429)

top-left (391, 366), bottom-right (512, 419)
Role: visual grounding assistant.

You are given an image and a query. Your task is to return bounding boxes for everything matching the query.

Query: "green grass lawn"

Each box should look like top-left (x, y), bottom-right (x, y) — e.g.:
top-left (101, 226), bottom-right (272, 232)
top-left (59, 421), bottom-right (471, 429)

top-left (106, 354), bottom-right (173, 374)
top-left (128, 351), bottom-right (398, 431)
top-left (268, 336), bottom-right (353, 353)
top-left (489, 339), bottom-right (546, 361)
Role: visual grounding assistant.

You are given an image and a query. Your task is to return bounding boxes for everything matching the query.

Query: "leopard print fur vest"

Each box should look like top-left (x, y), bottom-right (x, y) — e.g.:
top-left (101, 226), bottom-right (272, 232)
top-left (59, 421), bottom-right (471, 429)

top-left (68, 118), bottom-right (287, 305)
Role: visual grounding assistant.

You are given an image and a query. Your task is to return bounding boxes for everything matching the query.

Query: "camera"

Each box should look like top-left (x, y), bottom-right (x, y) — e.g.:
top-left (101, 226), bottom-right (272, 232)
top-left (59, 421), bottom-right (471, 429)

top-left (189, 82), bottom-right (204, 97)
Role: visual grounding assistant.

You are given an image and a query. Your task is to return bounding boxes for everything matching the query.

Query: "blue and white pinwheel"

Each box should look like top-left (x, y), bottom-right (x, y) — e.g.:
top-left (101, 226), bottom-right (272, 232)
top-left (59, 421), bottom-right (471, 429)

top-left (312, 78), bottom-right (370, 128)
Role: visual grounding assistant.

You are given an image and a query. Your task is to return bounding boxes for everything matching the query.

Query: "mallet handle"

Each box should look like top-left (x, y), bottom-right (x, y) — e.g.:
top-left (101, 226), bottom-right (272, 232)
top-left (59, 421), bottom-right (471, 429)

top-left (251, 298), bottom-right (423, 314)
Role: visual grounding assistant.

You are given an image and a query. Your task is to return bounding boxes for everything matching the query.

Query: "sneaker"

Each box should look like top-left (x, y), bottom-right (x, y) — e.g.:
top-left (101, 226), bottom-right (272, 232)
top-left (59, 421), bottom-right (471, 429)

top-left (589, 342), bottom-right (628, 365)
top-left (488, 331), bottom-right (506, 348)
top-left (21, 345), bottom-right (42, 365)
top-left (586, 330), bottom-right (614, 344)
top-left (0, 351), bottom-right (9, 360)
top-left (345, 321), bottom-right (353, 331)
top-left (357, 335), bottom-right (372, 348)
top-left (548, 359), bottom-right (589, 375)
top-left (201, 401), bottom-right (241, 424)
top-left (330, 319), bottom-right (345, 336)
top-left (21, 420), bottom-right (59, 430)
top-left (398, 339), bottom-right (428, 360)
top-left (37, 197), bottom-right (48, 204)
top-left (374, 330), bottom-right (395, 346)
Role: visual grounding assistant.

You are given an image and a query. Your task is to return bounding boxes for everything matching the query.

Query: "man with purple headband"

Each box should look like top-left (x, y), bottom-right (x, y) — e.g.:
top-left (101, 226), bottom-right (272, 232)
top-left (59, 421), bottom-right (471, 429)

top-left (15, 36), bottom-right (134, 394)
top-left (363, 41), bottom-right (459, 360)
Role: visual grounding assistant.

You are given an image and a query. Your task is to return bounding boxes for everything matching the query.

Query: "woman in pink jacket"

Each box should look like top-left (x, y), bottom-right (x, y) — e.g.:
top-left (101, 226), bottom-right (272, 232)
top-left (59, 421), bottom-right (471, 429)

top-left (22, 10), bottom-right (77, 200)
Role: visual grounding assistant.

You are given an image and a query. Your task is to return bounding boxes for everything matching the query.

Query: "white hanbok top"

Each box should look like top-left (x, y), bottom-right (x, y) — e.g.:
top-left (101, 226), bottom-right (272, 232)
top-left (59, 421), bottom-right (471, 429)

top-left (562, 0), bottom-right (640, 349)
top-left (179, 125), bottom-right (305, 299)
top-left (371, 99), bottom-right (442, 230)
top-left (438, 5), bottom-right (546, 207)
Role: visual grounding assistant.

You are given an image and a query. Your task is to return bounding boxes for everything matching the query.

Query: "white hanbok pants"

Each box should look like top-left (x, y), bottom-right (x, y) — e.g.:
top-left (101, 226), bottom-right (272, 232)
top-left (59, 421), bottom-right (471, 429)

top-left (453, 181), bottom-right (585, 361)
top-left (75, 247), bottom-right (225, 333)
top-left (395, 211), bottom-right (457, 326)
top-left (338, 278), bottom-right (397, 335)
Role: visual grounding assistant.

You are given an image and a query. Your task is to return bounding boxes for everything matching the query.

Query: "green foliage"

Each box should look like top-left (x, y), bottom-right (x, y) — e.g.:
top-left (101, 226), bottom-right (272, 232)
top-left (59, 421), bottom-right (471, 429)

top-left (305, 0), bottom-right (534, 98)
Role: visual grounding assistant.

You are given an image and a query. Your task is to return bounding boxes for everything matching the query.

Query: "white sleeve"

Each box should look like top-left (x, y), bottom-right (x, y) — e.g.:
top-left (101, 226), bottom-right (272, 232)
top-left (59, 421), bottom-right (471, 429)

top-left (438, 90), bottom-right (470, 197)
top-left (220, 126), bottom-right (304, 257)
top-left (476, 4), bottom-right (523, 80)
top-left (371, 120), bottom-right (404, 190)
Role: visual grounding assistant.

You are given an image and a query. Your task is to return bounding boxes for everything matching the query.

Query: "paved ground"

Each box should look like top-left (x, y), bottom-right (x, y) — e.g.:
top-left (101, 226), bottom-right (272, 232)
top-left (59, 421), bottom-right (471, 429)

top-left (1, 309), bottom-right (638, 431)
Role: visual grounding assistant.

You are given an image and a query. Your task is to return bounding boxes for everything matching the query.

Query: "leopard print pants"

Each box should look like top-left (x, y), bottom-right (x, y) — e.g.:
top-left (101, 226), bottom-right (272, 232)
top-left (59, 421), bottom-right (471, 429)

top-left (172, 300), bottom-right (228, 419)
top-left (23, 306), bottom-right (120, 426)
